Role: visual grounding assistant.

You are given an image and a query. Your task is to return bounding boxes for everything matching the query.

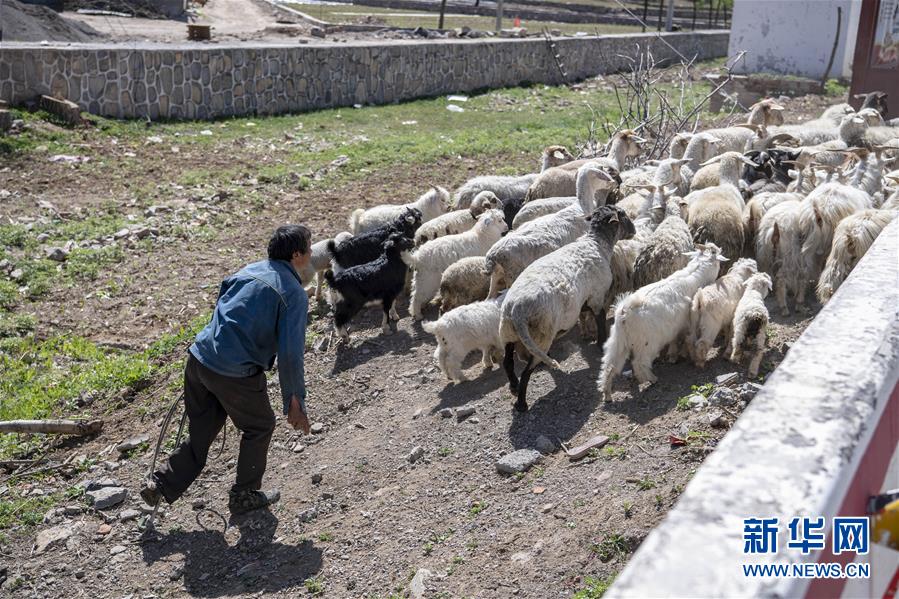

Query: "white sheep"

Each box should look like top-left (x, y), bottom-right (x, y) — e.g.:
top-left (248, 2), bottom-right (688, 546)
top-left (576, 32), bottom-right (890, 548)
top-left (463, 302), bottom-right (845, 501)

top-left (688, 257), bottom-right (758, 367)
top-left (729, 272), bottom-right (773, 378)
top-left (414, 191), bottom-right (500, 245)
top-left (742, 191), bottom-right (804, 256)
top-left (485, 165), bottom-right (615, 297)
top-left (679, 132), bottom-right (721, 192)
top-left (499, 206), bottom-right (635, 411)
top-left (350, 186), bottom-right (449, 233)
top-left (798, 182), bottom-right (873, 280)
top-left (511, 195), bottom-right (578, 229)
top-left (631, 195), bottom-right (693, 289)
top-left (523, 130), bottom-right (643, 202)
top-left (298, 231), bottom-right (353, 300)
top-left (755, 199), bottom-right (806, 316)
top-left (816, 209), bottom-right (896, 303)
top-left (598, 243), bottom-right (727, 401)
top-left (409, 209), bottom-right (507, 319)
top-left (422, 293), bottom-right (505, 383)
top-left (453, 174), bottom-right (537, 210)
top-left (438, 256), bottom-right (491, 314)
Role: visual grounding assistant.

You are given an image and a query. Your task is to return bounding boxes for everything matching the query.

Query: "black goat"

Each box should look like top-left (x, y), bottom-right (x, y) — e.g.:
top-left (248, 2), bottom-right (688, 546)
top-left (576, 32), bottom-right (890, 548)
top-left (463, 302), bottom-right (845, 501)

top-left (325, 233), bottom-right (415, 341)
top-left (327, 208), bottom-right (421, 271)
top-left (855, 91), bottom-right (888, 119)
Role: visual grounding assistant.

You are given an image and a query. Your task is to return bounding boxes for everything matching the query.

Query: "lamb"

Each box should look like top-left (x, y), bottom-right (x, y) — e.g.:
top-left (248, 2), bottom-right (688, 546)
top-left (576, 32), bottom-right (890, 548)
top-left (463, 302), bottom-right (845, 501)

top-left (523, 130), bottom-right (643, 202)
top-left (798, 181), bottom-right (873, 280)
top-left (325, 232), bottom-right (415, 341)
top-left (631, 195), bottom-right (693, 288)
top-left (598, 243), bottom-right (728, 401)
top-left (349, 186), bottom-right (449, 233)
top-left (729, 272), bottom-right (773, 378)
top-left (683, 152), bottom-right (754, 261)
top-left (414, 191), bottom-right (501, 245)
top-left (755, 200), bottom-right (805, 315)
top-left (298, 231), bottom-right (352, 300)
top-left (438, 256), bottom-right (491, 314)
top-left (816, 209), bottom-right (896, 303)
top-left (485, 165), bottom-right (616, 297)
top-left (422, 293), bottom-right (506, 383)
top-left (328, 208), bottom-right (422, 273)
top-left (742, 191), bottom-right (804, 256)
top-left (409, 209), bottom-right (507, 319)
top-left (746, 98), bottom-right (786, 128)
top-left (688, 257), bottom-right (758, 367)
top-left (500, 206), bottom-right (636, 411)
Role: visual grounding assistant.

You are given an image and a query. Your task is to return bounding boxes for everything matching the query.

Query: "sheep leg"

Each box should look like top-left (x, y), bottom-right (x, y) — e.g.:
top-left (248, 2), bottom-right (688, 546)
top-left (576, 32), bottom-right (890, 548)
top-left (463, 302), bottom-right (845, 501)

top-left (389, 302), bottom-right (400, 321)
top-left (481, 348), bottom-right (494, 371)
top-left (313, 272), bottom-right (323, 301)
top-left (747, 333), bottom-right (765, 378)
top-left (514, 357), bottom-right (536, 412)
top-left (380, 308), bottom-right (391, 335)
top-left (447, 352), bottom-right (467, 384)
top-left (631, 353), bottom-right (657, 385)
top-left (775, 276), bottom-right (790, 316)
top-left (796, 281), bottom-right (809, 313)
top-left (487, 269), bottom-right (503, 299)
top-left (665, 340), bottom-right (680, 364)
top-left (503, 343), bottom-right (519, 394)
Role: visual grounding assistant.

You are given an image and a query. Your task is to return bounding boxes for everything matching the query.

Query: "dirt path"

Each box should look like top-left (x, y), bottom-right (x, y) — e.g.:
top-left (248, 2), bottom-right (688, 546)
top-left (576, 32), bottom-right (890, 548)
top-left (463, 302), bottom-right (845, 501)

top-left (64, 0), bottom-right (299, 42)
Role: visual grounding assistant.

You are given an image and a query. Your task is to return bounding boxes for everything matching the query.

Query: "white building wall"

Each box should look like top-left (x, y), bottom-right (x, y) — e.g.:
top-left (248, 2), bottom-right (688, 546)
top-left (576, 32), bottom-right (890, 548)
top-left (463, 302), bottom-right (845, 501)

top-left (728, 0), bottom-right (863, 79)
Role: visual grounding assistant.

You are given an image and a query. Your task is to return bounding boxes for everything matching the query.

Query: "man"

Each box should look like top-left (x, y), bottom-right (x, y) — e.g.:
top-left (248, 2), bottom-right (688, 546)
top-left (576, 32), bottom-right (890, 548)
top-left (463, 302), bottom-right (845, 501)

top-left (142, 225), bottom-right (313, 515)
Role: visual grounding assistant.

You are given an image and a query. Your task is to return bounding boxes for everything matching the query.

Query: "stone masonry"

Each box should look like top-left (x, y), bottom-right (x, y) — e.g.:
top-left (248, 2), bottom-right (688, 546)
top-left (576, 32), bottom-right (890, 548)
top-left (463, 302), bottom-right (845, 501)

top-left (0, 32), bottom-right (728, 120)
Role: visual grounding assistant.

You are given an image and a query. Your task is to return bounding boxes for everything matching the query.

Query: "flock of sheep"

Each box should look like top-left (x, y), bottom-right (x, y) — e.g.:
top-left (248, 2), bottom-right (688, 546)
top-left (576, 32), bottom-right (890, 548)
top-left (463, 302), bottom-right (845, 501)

top-left (297, 91), bottom-right (899, 412)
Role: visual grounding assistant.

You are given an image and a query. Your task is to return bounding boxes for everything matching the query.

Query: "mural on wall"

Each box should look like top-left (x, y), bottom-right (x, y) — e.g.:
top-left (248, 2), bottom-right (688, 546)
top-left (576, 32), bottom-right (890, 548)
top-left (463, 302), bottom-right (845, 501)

top-left (872, 0), bottom-right (899, 67)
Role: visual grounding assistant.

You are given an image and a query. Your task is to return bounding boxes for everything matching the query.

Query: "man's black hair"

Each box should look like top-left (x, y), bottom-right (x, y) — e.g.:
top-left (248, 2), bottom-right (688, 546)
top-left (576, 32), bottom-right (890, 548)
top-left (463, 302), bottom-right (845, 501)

top-left (268, 224), bottom-right (311, 261)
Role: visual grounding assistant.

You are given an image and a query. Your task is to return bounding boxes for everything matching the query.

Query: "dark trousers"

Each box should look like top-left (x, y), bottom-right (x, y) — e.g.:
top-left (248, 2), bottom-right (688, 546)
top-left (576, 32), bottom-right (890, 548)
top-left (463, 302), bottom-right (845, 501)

top-left (155, 353), bottom-right (276, 502)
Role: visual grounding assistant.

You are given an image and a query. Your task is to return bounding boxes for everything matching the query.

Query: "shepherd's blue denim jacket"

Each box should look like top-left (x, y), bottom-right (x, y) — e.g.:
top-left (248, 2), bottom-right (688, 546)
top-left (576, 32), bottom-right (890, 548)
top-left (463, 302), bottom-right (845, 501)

top-left (189, 259), bottom-right (307, 414)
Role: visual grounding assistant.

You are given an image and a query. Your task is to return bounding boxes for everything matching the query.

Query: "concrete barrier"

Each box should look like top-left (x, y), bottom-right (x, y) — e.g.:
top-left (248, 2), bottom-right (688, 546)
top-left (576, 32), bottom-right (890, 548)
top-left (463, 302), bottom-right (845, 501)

top-left (608, 218), bottom-right (899, 598)
top-left (0, 31), bottom-right (728, 120)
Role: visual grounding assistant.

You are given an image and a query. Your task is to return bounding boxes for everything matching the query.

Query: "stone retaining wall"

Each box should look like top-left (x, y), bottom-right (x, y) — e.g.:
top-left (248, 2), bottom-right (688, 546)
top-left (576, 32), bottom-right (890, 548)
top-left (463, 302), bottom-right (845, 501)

top-left (0, 31), bottom-right (728, 120)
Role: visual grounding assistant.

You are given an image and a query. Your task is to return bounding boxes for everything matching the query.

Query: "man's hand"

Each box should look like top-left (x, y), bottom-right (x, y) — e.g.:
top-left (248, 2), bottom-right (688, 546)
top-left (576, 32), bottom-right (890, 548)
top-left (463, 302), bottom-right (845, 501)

top-left (287, 396), bottom-right (310, 434)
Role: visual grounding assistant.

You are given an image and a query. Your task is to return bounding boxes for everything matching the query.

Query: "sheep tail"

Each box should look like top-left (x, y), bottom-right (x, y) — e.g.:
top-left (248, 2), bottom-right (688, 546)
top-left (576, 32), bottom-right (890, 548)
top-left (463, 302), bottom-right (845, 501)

top-left (349, 208), bottom-right (365, 234)
top-left (324, 270), bottom-right (336, 287)
top-left (483, 255), bottom-right (496, 276)
top-left (743, 314), bottom-right (765, 346)
top-left (421, 320), bottom-right (439, 335)
top-left (326, 239), bottom-right (338, 259)
top-left (509, 308), bottom-right (559, 369)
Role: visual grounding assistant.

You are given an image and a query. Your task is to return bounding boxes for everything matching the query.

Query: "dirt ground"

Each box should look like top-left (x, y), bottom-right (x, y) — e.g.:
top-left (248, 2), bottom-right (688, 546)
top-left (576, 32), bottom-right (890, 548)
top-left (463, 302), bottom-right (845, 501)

top-left (0, 87), bottom-right (838, 597)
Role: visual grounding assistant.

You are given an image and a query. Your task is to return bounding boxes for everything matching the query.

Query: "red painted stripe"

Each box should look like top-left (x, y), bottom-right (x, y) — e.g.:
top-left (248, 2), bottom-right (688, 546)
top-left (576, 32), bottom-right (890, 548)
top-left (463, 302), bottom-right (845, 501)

top-left (805, 384), bottom-right (899, 599)
top-left (883, 566), bottom-right (899, 599)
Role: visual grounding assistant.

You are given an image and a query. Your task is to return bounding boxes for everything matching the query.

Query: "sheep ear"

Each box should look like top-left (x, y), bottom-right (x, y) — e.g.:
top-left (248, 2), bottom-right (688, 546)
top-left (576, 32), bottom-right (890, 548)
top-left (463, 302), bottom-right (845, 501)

top-left (852, 94), bottom-right (865, 99)
top-left (716, 254), bottom-right (729, 262)
top-left (607, 212), bottom-right (619, 223)
top-left (700, 156), bottom-right (722, 167)
top-left (682, 250), bottom-right (700, 258)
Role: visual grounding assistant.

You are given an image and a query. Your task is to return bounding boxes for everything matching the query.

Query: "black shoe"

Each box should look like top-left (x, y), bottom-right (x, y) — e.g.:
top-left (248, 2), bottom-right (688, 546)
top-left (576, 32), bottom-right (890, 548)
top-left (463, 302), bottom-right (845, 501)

top-left (228, 489), bottom-right (281, 515)
top-left (140, 479), bottom-right (162, 508)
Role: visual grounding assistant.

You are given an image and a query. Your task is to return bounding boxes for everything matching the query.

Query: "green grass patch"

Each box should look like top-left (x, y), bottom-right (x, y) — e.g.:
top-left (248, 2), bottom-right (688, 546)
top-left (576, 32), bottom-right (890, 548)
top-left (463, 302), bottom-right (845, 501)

top-left (0, 313), bottom-right (208, 458)
top-left (0, 485), bottom-right (80, 530)
top-left (591, 534), bottom-right (629, 562)
top-left (573, 575), bottom-right (616, 599)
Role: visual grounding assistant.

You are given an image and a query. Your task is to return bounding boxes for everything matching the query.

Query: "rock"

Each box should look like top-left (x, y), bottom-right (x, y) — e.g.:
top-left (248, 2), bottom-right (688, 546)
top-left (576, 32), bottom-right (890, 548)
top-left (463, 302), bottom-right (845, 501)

top-left (686, 393), bottom-right (708, 409)
top-left (310, 423), bottom-right (325, 434)
top-left (496, 449), bottom-right (542, 475)
top-left (715, 372), bottom-right (739, 386)
top-left (86, 486), bottom-right (128, 510)
top-left (310, 27), bottom-right (325, 38)
top-left (114, 228), bottom-right (130, 240)
top-left (298, 507), bottom-right (318, 522)
top-left (45, 247), bottom-right (68, 262)
top-left (709, 387), bottom-right (738, 407)
top-left (439, 408), bottom-right (453, 419)
top-left (541, 503), bottom-right (554, 513)
top-left (169, 565), bottom-right (184, 581)
top-left (313, 336), bottom-right (329, 352)
top-left (511, 550), bottom-right (531, 564)
top-left (456, 406), bottom-right (476, 421)
top-left (708, 410), bottom-right (727, 428)
top-left (96, 523), bottom-right (112, 535)
top-left (410, 568), bottom-right (432, 599)
top-left (407, 446), bottom-right (425, 463)
top-left (115, 434), bottom-right (150, 454)
top-left (36, 233), bottom-right (49, 242)
top-left (534, 435), bottom-right (557, 455)
top-left (292, 443), bottom-right (305, 453)
top-left (131, 226), bottom-right (151, 240)
top-left (468, 417), bottom-right (480, 424)
top-left (739, 382), bottom-right (763, 402)
top-left (191, 498), bottom-right (205, 510)
top-left (34, 524), bottom-right (76, 555)
top-left (109, 545), bottom-right (127, 555)
top-left (83, 477), bottom-right (119, 491)
top-left (311, 473), bottom-right (323, 484)
top-left (118, 509), bottom-right (141, 522)
top-left (9, 268), bottom-right (23, 281)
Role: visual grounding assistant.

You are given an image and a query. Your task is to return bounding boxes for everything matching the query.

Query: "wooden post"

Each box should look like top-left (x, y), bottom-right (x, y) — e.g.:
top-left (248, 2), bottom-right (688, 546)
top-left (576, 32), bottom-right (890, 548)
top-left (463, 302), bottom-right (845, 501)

top-left (438, 0), bottom-right (447, 29)
top-left (0, 419), bottom-right (104, 436)
top-left (657, 0), bottom-right (664, 31)
top-left (692, 0), bottom-right (697, 30)
top-left (642, 0), bottom-right (649, 32)
top-left (495, 0), bottom-right (503, 32)
top-left (666, 0), bottom-right (675, 31)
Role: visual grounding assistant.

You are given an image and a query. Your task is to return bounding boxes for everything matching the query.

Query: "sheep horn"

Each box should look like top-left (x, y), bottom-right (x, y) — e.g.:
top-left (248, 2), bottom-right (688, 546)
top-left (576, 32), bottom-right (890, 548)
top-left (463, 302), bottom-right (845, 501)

top-left (767, 133), bottom-right (799, 146)
top-left (873, 145), bottom-right (899, 152)
top-left (734, 123), bottom-right (763, 133)
top-left (699, 156), bottom-right (722, 167)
